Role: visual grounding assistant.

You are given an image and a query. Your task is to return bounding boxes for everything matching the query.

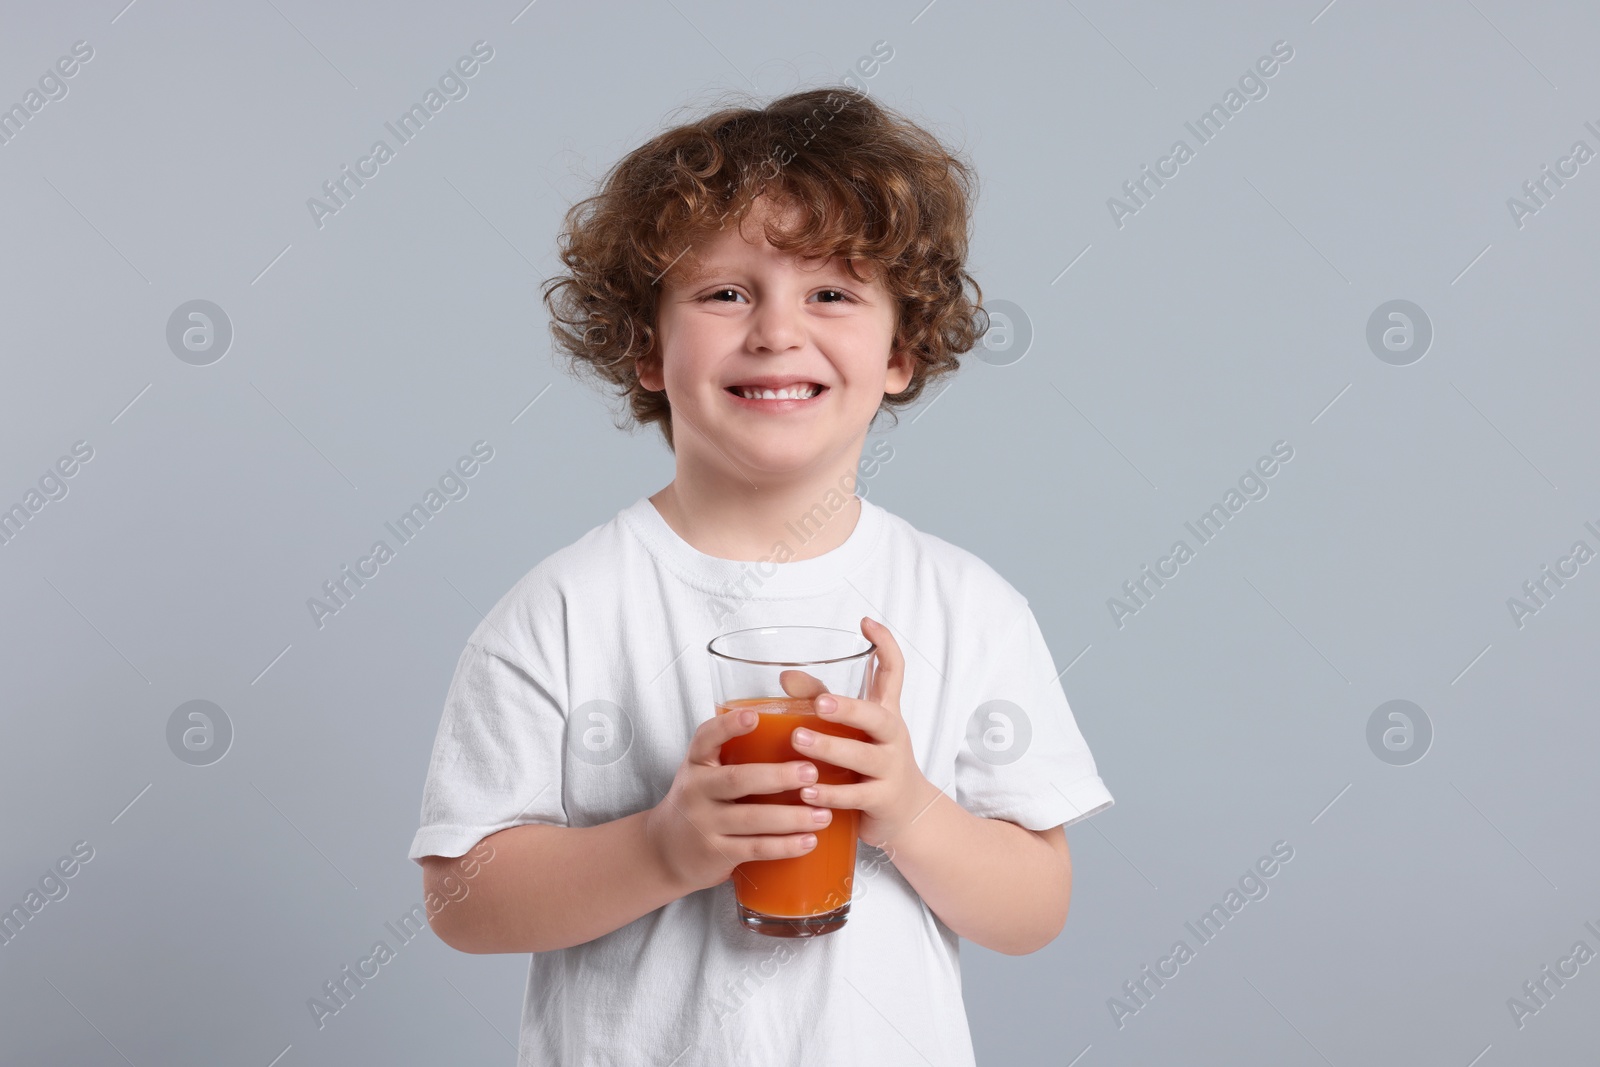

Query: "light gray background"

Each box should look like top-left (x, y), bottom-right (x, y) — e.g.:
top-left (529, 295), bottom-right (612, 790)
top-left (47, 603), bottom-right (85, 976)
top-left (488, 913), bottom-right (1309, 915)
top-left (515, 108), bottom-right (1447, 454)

top-left (2, 1), bottom-right (1596, 1064)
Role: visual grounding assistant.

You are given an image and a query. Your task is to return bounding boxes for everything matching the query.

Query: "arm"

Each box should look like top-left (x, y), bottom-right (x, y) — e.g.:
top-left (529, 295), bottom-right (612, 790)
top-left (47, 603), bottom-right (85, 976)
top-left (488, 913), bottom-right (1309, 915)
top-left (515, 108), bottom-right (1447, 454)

top-left (422, 811), bottom-right (688, 954)
top-left (886, 799), bottom-right (1071, 956)
top-left (793, 618), bottom-right (1076, 956)
top-left (422, 707), bottom-right (825, 954)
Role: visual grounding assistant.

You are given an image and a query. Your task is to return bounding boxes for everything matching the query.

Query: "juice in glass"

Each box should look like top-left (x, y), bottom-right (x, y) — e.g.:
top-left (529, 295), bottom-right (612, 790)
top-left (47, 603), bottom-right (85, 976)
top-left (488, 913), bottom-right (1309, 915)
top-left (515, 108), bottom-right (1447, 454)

top-left (706, 624), bottom-right (875, 937)
top-left (716, 695), bottom-right (870, 934)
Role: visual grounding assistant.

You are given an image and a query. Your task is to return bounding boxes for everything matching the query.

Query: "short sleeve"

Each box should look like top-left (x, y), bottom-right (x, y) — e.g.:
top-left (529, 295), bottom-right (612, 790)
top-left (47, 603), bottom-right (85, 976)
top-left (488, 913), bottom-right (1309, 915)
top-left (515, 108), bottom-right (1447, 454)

top-left (407, 640), bottom-right (568, 865)
top-left (953, 600), bottom-right (1114, 831)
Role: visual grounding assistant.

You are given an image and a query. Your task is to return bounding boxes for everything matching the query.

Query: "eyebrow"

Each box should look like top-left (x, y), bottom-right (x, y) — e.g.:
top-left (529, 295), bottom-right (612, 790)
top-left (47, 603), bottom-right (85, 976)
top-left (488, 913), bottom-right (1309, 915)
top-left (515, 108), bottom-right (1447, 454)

top-left (668, 256), bottom-right (718, 288)
top-left (667, 254), bottom-right (871, 290)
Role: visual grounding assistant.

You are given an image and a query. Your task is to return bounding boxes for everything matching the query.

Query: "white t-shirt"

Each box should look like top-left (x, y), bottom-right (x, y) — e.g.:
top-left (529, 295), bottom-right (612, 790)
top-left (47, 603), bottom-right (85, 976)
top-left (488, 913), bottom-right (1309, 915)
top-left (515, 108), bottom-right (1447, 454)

top-left (409, 492), bottom-right (1114, 1066)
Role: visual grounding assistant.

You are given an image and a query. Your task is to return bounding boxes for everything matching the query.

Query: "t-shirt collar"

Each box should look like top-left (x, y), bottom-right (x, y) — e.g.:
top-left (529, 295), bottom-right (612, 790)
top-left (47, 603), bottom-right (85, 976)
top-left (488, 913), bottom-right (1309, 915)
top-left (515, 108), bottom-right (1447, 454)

top-left (619, 489), bottom-right (887, 599)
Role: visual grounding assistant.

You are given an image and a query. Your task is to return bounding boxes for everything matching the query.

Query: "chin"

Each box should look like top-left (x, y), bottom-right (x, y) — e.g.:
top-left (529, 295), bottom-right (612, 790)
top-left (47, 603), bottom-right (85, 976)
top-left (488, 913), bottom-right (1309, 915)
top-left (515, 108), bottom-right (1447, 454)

top-left (721, 439), bottom-right (833, 476)
top-left (731, 450), bottom-right (823, 475)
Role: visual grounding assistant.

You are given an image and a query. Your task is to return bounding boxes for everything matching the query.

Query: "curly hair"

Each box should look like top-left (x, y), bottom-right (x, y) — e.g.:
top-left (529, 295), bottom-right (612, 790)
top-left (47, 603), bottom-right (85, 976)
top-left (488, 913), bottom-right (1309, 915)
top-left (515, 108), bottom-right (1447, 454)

top-left (541, 86), bottom-right (986, 452)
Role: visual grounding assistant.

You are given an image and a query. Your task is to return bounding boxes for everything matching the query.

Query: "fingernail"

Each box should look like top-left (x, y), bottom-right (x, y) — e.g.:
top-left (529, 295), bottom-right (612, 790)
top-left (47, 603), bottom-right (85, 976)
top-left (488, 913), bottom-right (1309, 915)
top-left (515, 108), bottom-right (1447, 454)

top-left (798, 763), bottom-right (818, 783)
top-left (801, 786), bottom-right (818, 800)
top-left (812, 808), bottom-right (830, 823)
top-left (815, 695), bottom-right (836, 715)
top-left (793, 728), bottom-right (813, 746)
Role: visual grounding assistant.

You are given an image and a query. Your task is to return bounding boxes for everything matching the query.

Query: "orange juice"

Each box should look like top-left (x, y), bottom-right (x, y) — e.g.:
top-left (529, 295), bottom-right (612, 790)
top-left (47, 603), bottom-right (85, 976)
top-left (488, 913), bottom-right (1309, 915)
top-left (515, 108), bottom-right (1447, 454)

top-left (716, 695), bottom-right (870, 919)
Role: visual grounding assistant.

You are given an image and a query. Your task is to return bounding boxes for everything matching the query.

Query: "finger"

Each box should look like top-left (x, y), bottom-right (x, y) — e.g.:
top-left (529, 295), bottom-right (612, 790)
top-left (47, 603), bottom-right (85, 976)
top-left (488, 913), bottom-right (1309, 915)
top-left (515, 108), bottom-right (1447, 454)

top-left (799, 781), bottom-right (869, 811)
top-left (792, 727), bottom-right (878, 776)
top-left (727, 831), bottom-right (819, 863)
top-left (779, 669), bottom-right (827, 699)
top-left (711, 759), bottom-right (818, 801)
top-left (689, 706), bottom-right (758, 766)
top-left (723, 800), bottom-right (832, 836)
top-left (861, 616), bottom-right (904, 713)
top-left (813, 693), bottom-right (883, 742)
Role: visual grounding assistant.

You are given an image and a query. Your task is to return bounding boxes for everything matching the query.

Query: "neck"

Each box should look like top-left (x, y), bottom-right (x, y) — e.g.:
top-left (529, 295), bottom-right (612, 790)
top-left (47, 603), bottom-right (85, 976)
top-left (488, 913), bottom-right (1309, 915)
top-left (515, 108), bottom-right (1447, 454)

top-left (650, 454), bottom-right (866, 563)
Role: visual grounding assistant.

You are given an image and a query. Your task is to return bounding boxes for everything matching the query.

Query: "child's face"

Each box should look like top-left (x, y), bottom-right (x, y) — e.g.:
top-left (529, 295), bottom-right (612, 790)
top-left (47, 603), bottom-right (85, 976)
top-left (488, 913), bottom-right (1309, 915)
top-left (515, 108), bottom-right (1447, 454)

top-left (641, 198), bottom-right (913, 478)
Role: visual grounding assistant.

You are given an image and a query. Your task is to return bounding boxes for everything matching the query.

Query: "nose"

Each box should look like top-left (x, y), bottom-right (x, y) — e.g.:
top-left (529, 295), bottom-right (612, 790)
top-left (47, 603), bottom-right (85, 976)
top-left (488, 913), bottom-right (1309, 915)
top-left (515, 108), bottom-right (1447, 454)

top-left (746, 296), bottom-right (805, 354)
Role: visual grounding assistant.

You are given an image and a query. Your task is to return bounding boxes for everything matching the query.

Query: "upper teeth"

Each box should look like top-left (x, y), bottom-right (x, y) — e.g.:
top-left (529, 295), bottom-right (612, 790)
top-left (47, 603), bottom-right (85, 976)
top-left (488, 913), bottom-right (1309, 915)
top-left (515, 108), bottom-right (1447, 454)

top-left (737, 384), bottom-right (819, 400)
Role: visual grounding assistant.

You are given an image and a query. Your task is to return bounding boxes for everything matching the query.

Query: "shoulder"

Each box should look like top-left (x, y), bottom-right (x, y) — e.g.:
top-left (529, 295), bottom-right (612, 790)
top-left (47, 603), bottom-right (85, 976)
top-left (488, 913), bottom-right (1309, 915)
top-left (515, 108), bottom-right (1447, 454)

top-left (465, 504), bottom-right (635, 664)
top-left (870, 501), bottom-right (1030, 621)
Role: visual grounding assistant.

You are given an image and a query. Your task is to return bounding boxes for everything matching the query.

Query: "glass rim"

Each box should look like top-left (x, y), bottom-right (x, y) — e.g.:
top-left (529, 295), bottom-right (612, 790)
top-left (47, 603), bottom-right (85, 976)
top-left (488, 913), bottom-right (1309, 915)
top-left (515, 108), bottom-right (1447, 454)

top-left (706, 625), bottom-right (875, 667)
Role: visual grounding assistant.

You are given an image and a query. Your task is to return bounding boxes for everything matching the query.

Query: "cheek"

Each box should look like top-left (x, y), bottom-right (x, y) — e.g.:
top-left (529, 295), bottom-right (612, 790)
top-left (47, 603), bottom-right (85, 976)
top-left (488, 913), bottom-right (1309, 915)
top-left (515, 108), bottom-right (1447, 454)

top-left (847, 319), bottom-right (903, 391)
top-left (658, 324), bottom-right (720, 396)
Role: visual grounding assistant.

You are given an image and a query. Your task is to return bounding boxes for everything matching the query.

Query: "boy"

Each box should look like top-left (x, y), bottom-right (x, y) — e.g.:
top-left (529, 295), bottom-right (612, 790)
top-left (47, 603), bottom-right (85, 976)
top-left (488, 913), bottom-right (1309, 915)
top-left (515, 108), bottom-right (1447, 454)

top-left (409, 86), bottom-right (1114, 1065)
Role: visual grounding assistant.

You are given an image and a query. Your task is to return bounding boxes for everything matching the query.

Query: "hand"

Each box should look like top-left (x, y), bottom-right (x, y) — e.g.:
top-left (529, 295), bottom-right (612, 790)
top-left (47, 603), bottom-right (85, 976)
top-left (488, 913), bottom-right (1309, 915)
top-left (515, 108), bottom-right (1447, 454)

top-left (644, 702), bottom-right (834, 895)
top-left (789, 616), bottom-right (939, 851)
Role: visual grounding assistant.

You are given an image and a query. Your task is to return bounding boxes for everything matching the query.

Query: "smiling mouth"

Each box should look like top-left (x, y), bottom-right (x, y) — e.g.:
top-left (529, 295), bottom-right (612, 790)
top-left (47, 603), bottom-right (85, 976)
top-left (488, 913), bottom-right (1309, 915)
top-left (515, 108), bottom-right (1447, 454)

top-left (725, 384), bottom-right (826, 402)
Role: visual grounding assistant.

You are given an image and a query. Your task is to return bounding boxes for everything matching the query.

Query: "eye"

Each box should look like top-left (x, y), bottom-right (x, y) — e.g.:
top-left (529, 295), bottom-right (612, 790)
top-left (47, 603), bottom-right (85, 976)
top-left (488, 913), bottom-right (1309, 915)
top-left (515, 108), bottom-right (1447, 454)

top-left (701, 288), bottom-right (746, 303)
top-left (812, 288), bottom-right (853, 304)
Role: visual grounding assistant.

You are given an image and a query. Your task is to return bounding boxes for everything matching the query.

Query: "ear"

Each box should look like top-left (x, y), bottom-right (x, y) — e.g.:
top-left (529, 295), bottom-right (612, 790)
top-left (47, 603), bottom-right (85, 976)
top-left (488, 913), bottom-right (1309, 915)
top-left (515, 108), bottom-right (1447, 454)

top-left (884, 345), bottom-right (915, 396)
top-left (636, 345), bottom-right (664, 392)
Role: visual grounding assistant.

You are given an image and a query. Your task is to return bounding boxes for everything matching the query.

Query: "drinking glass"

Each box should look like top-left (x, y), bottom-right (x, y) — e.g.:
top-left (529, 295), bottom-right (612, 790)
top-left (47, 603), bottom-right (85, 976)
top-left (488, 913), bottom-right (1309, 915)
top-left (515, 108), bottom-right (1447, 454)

top-left (707, 625), bottom-right (874, 937)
